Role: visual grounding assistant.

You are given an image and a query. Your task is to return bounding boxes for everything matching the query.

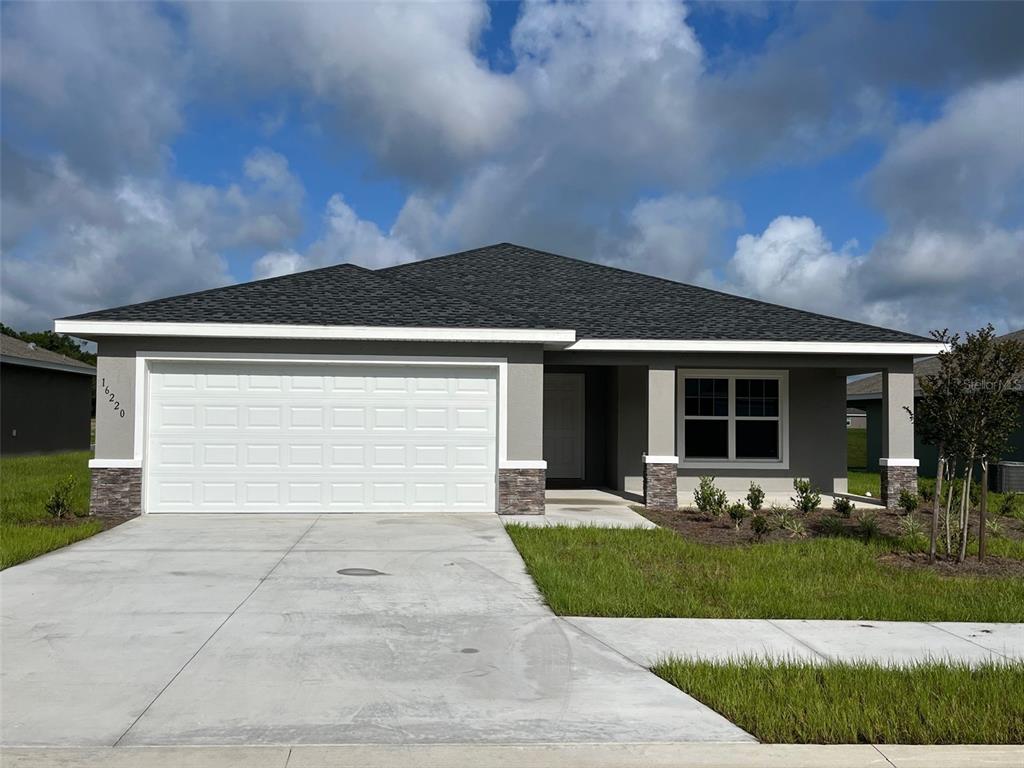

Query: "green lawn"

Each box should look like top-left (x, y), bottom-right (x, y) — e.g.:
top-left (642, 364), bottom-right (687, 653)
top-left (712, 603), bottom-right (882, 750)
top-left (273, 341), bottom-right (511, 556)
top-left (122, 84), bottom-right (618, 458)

top-left (1, 451), bottom-right (101, 569)
top-left (847, 427), bottom-right (867, 469)
top-left (848, 470), bottom-right (881, 497)
top-left (504, 525), bottom-right (1024, 622)
top-left (653, 658), bottom-right (1024, 744)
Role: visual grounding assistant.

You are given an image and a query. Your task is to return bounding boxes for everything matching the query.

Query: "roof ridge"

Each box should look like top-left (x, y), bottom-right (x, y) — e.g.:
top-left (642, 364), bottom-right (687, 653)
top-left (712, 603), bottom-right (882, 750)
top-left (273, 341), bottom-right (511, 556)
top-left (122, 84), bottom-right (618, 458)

top-left (387, 242), bottom-right (932, 343)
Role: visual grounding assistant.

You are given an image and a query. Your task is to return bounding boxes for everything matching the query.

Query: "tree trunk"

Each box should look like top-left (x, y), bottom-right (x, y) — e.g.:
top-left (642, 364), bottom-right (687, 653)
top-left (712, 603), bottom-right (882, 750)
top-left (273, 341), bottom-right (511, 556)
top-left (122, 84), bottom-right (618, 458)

top-left (931, 452), bottom-right (944, 563)
top-left (957, 460), bottom-right (974, 564)
top-left (944, 457), bottom-right (957, 555)
top-left (978, 458), bottom-right (988, 561)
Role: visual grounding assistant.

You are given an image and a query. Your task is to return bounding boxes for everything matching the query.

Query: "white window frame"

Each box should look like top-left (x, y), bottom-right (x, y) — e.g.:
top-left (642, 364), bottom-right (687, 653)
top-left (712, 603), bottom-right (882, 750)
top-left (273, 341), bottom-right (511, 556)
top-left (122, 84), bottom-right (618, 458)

top-left (677, 369), bottom-right (789, 470)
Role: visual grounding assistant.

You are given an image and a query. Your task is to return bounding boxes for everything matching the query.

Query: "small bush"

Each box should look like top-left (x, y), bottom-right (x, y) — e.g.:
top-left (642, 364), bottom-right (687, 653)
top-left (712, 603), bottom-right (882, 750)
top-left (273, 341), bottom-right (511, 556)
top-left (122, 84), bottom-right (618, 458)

top-left (897, 489), bottom-right (919, 516)
top-left (779, 513), bottom-right (807, 538)
top-left (746, 482), bottom-right (765, 513)
top-left (832, 496), bottom-right (854, 518)
top-left (986, 518), bottom-right (1005, 539)
top-left (819, 515), bottom-right (845, 537)
top-left (728, 502), bottom-right (749, 530)
top-left (750, 514), bottom-right (771, 541)
top-left (897, 514), bottom-right (927, 550)
top-left (999, 492), bottom-right (1021, 520)
top-left (44, 475), bottom-right (77, 520)
top-left (855, 511), bottom-right (881, 541)
top-left (694, 476), bottom-right (728, 519)
top-left (918, 478), bottom-right (936, 503)
top-left (791, 478), bottom-right (821, 514)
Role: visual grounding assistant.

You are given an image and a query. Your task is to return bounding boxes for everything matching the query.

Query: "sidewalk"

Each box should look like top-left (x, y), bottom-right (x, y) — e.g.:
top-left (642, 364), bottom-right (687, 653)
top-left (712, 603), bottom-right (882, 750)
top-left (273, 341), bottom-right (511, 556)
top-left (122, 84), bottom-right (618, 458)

top-left (2, 743), bottom-right (1022, 768)
top-left (567, 617), bottom-right (1024, 666)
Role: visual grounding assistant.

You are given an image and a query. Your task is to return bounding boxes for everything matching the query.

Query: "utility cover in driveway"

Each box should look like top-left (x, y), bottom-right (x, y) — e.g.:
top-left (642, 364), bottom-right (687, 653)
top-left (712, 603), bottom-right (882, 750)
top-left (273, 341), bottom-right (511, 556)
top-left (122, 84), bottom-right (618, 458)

top-left (146, 362), bottom-right (497, 513)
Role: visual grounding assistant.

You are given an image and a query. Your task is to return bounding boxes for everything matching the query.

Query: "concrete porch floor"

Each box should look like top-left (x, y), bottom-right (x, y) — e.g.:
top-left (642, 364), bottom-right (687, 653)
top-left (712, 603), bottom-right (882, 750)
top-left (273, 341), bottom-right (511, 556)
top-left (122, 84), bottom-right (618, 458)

top-left (503, 489), bottom-right (656, 528)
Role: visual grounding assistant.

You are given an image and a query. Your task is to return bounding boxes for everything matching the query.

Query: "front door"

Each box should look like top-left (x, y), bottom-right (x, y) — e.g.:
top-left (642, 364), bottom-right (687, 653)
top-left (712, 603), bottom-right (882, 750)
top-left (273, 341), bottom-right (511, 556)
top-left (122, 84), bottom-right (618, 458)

top-left (543, 373), bottom-right (585, 480)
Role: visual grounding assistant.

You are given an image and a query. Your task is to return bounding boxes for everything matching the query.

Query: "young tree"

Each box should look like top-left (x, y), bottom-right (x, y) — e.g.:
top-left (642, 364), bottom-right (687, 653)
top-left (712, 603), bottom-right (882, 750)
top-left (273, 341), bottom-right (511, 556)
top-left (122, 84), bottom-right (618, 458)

top-left (912, 326), bottom-right (1024, 563)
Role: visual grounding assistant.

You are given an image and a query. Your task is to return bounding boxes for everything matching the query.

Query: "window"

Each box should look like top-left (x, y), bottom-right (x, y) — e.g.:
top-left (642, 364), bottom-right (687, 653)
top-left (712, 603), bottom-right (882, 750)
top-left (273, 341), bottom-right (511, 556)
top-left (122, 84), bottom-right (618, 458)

top-left (677, 371), bottom-right (788, 467)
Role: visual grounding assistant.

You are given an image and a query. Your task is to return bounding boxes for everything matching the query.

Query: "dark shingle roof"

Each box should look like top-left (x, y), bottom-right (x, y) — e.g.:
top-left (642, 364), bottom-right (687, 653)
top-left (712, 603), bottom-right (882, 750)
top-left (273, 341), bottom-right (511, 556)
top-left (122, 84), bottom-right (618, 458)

top-left (1, 334), bottom-right (95, 374)
top-left (65, 243), bottom-right (931, 343)
top-left (848, 329), bottom-right (1024, 398)
top-left (381, 244), bottom-right (929, 343)
top-left (64, 263), bottom-right (554, 329)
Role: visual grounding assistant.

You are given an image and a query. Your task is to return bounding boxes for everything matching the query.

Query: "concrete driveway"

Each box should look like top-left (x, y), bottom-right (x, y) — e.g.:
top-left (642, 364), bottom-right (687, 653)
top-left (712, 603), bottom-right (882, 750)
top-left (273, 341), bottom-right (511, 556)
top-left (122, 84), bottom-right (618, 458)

top-left (0, 514), bottom-right (750, 747)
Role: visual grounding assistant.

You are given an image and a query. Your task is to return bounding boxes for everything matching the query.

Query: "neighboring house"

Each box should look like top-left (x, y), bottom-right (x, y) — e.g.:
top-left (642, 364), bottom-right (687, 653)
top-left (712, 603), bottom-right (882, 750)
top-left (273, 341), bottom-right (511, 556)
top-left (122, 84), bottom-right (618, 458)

top-left (847, 329), bottom-right (1024, 477)
top-left (55, 243), bottom-right (941, 516)
top-left (1, 333), bottom-right (96, 455)
top-left (846, 408), bottom-right (866, 430)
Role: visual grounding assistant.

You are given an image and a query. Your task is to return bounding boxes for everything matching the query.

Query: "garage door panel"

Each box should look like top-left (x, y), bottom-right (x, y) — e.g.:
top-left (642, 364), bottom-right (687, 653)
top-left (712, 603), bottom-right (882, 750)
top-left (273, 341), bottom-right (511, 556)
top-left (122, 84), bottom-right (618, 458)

top-left (146, 362), bottom-right (497, 513)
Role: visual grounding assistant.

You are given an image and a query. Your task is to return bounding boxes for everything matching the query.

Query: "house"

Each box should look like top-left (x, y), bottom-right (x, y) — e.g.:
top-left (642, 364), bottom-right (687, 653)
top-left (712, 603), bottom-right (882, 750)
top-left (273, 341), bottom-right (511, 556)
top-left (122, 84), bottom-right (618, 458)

top-left (54, 243), bottom-right (941, 516)
top-left (1, 333), bottom-right (96, 455)
top-left (846, 408), bottom-right (866, 430)
top-left (847, 329), bottom-right (1024, 478)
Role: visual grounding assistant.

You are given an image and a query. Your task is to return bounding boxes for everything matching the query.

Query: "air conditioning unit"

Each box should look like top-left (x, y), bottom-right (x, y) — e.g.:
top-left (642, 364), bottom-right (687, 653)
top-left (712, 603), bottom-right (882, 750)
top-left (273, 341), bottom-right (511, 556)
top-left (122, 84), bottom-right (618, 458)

top-left (991, 461), bottom-right (1024, 493)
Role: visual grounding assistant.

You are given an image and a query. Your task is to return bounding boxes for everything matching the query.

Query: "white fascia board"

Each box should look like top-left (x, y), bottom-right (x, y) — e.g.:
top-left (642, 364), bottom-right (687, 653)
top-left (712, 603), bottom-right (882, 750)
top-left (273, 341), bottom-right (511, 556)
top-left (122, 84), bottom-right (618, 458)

top-left (54, 320), bottom-right (575, 345)
top-left (565, 339), bottom-right (945, 355)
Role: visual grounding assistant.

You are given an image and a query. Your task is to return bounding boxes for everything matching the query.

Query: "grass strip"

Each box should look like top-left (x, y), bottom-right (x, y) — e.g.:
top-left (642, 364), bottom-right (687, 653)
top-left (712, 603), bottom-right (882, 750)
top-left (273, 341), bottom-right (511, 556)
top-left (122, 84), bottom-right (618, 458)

top-left (505, 525), bottom-right (1024, 622)
top-left (1, 521), bottom-right (104, 569)
top-left (653, 657), bottom-right (1024, 744)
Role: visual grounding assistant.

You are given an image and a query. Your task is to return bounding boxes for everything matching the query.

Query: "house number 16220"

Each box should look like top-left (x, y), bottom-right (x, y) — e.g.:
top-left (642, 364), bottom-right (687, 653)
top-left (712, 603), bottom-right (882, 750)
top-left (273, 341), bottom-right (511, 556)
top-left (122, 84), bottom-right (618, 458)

top-left (101, 378), bottom-right (126, 418)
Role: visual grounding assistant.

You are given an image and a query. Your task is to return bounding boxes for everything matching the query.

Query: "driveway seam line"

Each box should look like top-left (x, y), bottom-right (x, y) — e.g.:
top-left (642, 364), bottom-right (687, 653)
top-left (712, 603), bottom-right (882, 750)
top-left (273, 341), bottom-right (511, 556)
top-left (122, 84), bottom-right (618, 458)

top-left (872, 743), bottom-right (899, 767)
top-left (110, 516), bottom-right (322, 748)
top-left (926, 621), bottom-right (1010, 660)
top-left (764, 620), bottom-right (832, 662)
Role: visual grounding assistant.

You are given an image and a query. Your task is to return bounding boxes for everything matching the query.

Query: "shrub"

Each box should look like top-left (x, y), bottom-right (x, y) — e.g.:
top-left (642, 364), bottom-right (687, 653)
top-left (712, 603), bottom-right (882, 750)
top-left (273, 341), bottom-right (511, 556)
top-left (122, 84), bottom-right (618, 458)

top-left (918, 477), bottom-right (936, 503)
top-left (898, 514), bottom-right (927, 550)
top-left (694, 476), bottom-right (728, 519)
top-left (855, 511), bottom-right (881, 541)
top-left (986, 518), bottom-right (1006, 538)
top-left (750, 514), bottom-right (771, 541)
top-left (44, 475), bottom-right (77, 520)
top-left (745, 482), bottom-right (765, 513)
top-left (819, 515), bottom-right (845, 537)
top-left (791, 478), bottom-right (821, 514)
top-left (728, 502), bottom-right (749, 530)
top-left (832, 496), bottom-right (854, 518)
top-left (999, 491), bottom-right (1021, 520)
top-left (897, 489), bottom-right (919, 516)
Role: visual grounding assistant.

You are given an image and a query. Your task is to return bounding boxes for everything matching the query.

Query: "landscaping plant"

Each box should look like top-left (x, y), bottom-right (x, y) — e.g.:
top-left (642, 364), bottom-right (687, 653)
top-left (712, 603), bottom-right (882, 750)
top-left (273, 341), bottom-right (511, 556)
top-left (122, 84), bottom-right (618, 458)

top-left (855, 511), bottom-right (880, 541)
top-left (911, 326), bottom-right (1024, 563)
top-left (819, 515), bottom-right (845, 538)
top-left (898, 515), bottom-right (927, 550)
top-left (832, 496), bottom-right (854, 518)
top-left (750, 514), bottom-right (770, 541)
top-left (791, 478), bottom-right (821, 514)
top-left (746, 482), bottom-right (765, 513)
top-left (999, 491), bottom-right (1022, 520)
top-left (728, 502), bottom-right (748, 531)
top-left (44, 475), bottom-right (77, 520)
top-left (897, 489), bottom-right (919, 516)
top-left (694, 476), bottom-right (728, 519)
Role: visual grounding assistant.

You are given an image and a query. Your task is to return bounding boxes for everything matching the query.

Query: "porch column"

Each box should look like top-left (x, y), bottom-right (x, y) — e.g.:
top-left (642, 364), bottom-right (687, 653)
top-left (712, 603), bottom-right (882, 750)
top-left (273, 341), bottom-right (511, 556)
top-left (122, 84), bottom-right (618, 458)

top-left (880, 359), bottom-right (918, 509)
top-left (498, 348), bottom-right (546, 515)
top-left (643, 364), bottom-right (678, 512)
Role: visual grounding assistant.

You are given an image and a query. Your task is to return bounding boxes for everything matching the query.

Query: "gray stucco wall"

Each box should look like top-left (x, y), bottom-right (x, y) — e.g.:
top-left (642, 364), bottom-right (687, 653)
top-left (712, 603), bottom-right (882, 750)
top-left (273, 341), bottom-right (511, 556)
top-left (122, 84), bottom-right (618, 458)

top-left (92, 337), bottom-right (545, 461)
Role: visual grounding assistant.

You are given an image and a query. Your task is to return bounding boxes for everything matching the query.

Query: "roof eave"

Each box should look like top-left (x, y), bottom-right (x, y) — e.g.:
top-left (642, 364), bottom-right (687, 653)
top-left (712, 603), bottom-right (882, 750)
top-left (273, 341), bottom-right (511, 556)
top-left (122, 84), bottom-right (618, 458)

top-left (0, 354), bottom-right (96, 376)
top-left (53, 319), bottom-right (576, 345)
top-left (563, 339), bottom-right (945, 355)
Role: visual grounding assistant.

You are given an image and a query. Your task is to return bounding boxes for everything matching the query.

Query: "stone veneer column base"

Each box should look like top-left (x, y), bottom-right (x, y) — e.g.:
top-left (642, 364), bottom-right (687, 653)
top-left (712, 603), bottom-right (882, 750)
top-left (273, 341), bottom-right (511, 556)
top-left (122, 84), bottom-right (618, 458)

top-left (880, 460), bottom-right (918, 510)
top-left (498, 467), bottom-right (546, 515)
top-left (90, 467), bottom-right (143, 521)
top-left (643, 458), bottom-right (679, 512)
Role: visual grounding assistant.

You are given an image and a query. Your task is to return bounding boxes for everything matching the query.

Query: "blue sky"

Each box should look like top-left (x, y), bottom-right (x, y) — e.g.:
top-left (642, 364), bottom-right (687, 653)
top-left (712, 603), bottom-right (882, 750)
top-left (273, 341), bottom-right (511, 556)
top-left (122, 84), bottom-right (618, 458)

top-left (2, 1), bottom-right (1022, 335)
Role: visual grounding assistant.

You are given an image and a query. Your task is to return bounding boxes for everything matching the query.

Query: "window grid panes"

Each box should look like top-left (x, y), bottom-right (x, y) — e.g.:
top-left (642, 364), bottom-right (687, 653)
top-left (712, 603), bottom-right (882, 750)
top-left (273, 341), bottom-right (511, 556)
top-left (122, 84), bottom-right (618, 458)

top-left (681, 375), bottom-right (783, 463)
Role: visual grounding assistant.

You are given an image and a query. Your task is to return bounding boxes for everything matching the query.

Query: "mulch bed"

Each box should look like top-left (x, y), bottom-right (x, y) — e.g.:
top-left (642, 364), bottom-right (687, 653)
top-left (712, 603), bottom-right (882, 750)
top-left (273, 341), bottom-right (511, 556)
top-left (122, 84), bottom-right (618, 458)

top-left (637, 503), bottom-right (1024, 576)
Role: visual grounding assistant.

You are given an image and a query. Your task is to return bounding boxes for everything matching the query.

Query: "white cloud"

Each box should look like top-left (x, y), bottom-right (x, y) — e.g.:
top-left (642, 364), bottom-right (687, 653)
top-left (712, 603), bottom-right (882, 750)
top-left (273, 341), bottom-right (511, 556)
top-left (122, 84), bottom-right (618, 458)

top-left (253, 195), bottom-right (417, 280)
top-left (0, 150), bottom-right (306, 329)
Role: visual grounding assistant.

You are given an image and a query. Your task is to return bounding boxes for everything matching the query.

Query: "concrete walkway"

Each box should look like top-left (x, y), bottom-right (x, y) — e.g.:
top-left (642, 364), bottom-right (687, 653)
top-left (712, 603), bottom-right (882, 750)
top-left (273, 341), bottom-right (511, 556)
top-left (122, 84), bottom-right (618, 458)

top-left (569, 617), bottom-right (1024, 666)
top-left (2, 743), bottom-right (1023, 768)
top-left (1, 513), bottom-right (747, 747)
top-left (505, 489), bottom-right (656, 528)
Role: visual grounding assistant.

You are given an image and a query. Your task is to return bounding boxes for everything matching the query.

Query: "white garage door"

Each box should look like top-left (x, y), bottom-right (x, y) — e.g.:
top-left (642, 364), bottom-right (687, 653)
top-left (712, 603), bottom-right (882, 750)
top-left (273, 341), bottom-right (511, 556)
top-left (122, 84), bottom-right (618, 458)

top-left (145, 361), bottom-right (497, 513)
